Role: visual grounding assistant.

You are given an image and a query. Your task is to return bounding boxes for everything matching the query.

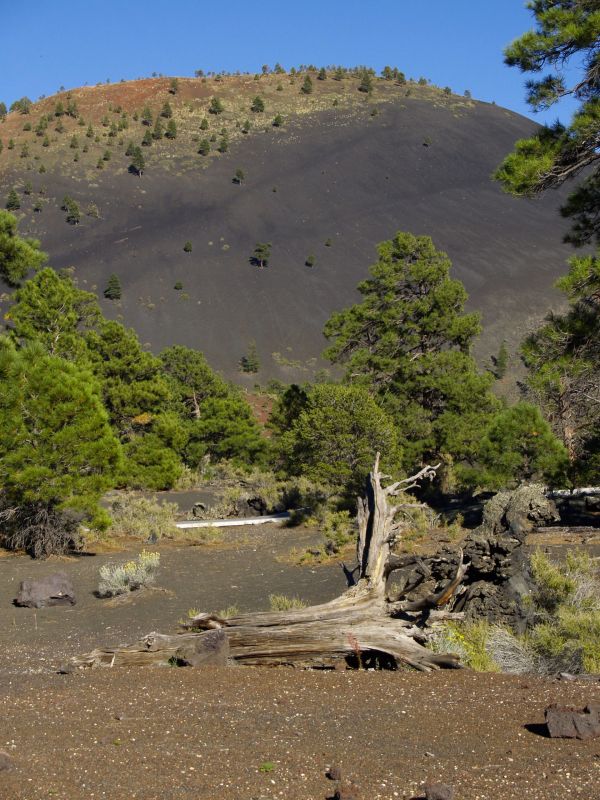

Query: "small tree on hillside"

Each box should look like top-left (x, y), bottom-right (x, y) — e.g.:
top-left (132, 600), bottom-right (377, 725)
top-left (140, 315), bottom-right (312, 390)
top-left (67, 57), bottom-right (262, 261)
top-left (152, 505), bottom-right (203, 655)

top-left (200, 117), bottom-right (209, 130)
top-left (233, 168), bottom-right (245, 185)
top-left (300, 75), bottom-right (313, 95)
top-left (142, 129), bottom-right (153, 146)
top-left (218, 133), bottom-right (229, 153)
top-left (165, 119), bottom-right (177, 139)
top-left (358, 71), bottom-right (373, 94)
top-left (317, 67), bottom-right (327, 81)
top-left (65, 198), bottom-right (80, 225)
top-left (209, 97), bottom-right (224, 114)
top-left (183, 241), bottom-right (192, 253)
top-left (104, 273), bottom-right (122, 300)
top-left (251, 242), bottom-right (272, 268)
top-left (0, 102), bottom-right (6, 119)
top-left (250, 96), bottom-right (265, 113)
top-left (197, 138), bottom-right (210, 155)
top-left (169, 78), bottom-right (179, 95)
top-left (494, 341), bottom-right (509, 379)
top-left (141, 106), bottom-right (153, 126)
top-left (6, 189), bottom-right (20, 211)
top-left (152, 118), bottom-right (164, 139)
top-left (130, 146), bottom-right (145, 176)
top-left (272, 114), bottom-right (284, 127)
top-left (161, 101), bottom-right (173, 118)
top-left (240, 341), bottom-right (260, 373)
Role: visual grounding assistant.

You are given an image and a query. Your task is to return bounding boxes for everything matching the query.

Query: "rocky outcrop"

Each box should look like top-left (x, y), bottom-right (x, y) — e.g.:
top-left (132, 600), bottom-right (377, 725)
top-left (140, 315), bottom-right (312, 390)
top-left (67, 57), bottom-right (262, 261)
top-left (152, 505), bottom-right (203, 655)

top-left (387, 485), bottom-right (560, 628)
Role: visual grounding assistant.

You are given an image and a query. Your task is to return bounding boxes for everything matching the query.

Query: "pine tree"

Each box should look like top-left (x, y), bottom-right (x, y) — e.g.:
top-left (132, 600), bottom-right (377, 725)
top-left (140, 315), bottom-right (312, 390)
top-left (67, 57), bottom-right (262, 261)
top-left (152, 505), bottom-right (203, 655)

top-left (5, 189), bottom-right (20, 211)
top-left (200, 117), bottom-right (209, 130)
top-left (251, 242), bottom-right (271, 268)
top-left (161, 101), bottom-right (173, 118)
top-left (240, 341), bottom-right (260, 373)
top-left (495, 2), bottom-right (600, 246)
top-left (209, 97), bottom-right (224, 114)
top-left (272, 114), bottom-right (284, 127)
top-left (0, 210), bottom-right (46, 284)
top-left (494, 341), bottom-right (509, 379)
top-left (217, 133), bottom-right (229, 153)
top-left (358, 70), bottom-right (373, 94)
top-left (142, 129), bottom-right (153, 146)
top-left (104, 273), bottom-right (122, 300)
top-left (251, 95), bottom-right (265, 112)
top-left (277, 383), bottom-right (400, 493)
top-left (323, 232), bottom-right (497, 473)
top-left (197, 138), bottom-right (210, 156)
top-left (233, 168), bottom-right (245, 185)
top-left (0, 342), bottom-right (122, 557)
top-left (65, 198), bottom-right (80, 225)
top-left (317, 67), bottom-right (327, 81)
top-left (141, 105), bottom-right (153, 126)
top-left (130, 146), bottom-right (145, 176)
top-left (300, 75), bottom-right (313, 95)
top-left (165, 119), bottom-right (177, 139)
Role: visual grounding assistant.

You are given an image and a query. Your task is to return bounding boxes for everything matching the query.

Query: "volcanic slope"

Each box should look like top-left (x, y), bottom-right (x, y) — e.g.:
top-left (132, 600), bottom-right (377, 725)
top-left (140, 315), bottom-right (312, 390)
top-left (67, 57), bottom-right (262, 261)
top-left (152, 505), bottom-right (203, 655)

top-left (0, 75), bottom-right (572, 380)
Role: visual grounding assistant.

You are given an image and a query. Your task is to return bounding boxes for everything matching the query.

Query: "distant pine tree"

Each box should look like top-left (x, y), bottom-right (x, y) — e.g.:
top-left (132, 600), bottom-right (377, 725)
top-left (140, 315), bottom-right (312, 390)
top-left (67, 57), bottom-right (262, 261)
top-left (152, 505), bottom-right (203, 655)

top-left (165, 119), bottom-right (177, 139)
top-left (300, 75), bottom-right (313, 95)
top-left (240, 341), bottom-right (260, 373)
top-left (6, 188), bottom-right (20, 211)
top-left (104, 273), bottom-right (122, 300)
top-left (130, 146), bottom-right (145, 176)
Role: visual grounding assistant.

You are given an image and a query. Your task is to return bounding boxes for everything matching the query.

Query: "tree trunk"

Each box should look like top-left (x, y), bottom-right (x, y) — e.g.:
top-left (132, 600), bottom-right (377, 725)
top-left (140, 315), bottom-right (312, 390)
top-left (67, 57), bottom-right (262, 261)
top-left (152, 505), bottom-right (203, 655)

top-left (65, 455), bottom-right (469, 672)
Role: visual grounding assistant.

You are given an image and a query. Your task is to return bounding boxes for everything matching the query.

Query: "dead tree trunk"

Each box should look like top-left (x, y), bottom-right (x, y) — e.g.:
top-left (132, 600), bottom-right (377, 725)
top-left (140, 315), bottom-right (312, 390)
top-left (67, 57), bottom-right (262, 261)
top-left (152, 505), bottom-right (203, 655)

top-left (66, 455), bottom-right (469, 672)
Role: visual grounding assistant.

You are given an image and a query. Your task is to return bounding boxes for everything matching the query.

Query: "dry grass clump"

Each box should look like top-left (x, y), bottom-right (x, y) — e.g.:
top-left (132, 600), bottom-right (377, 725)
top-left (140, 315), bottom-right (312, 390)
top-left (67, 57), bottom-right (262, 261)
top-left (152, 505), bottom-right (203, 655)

top-left (269, 594), bottom-right (307, 611)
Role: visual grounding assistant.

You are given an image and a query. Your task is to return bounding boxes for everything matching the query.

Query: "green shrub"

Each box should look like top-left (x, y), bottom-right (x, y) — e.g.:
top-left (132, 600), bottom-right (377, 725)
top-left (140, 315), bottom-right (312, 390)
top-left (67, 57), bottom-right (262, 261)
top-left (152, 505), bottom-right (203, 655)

top-left (319, 509), bottom-right (354, 550)
top-left (430, 621), bottom-right (499, 672)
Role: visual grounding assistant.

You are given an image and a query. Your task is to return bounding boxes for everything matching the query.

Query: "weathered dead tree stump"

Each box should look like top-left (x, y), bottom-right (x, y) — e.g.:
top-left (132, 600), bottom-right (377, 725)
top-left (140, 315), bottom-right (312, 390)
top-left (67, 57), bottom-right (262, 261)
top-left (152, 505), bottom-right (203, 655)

top-left (65, 455), bottom-right (469, 672)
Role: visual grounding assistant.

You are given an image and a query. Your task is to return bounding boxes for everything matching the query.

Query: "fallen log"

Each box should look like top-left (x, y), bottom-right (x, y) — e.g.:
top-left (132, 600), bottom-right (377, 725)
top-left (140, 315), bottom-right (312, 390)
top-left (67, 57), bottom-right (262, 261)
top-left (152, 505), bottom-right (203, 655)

top-left (65, 454), bottom-right (469, 672)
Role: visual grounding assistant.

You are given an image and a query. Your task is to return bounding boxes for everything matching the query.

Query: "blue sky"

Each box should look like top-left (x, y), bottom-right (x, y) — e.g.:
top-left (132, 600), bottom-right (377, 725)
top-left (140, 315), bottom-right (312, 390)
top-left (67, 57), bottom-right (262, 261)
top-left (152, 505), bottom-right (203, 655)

top-left (1, 0), bottom-right (577, 125)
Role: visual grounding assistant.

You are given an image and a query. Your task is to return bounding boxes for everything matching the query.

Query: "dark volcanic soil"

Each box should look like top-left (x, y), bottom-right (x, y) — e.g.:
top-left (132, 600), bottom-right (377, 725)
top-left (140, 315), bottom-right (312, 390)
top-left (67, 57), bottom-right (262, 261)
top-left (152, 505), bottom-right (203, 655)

top-left (1, 529), bottom-right (600, 799)
top-left (3, 99), bottom-right (572, 380)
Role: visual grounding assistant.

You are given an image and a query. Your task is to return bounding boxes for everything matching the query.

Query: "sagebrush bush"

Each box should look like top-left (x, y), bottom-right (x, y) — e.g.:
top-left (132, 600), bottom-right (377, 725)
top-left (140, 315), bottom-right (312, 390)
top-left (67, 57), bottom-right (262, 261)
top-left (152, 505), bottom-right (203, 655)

top-left (106, 494), bottom-right (178, 541)
top-left (98, 550), bottom-right (160, 597)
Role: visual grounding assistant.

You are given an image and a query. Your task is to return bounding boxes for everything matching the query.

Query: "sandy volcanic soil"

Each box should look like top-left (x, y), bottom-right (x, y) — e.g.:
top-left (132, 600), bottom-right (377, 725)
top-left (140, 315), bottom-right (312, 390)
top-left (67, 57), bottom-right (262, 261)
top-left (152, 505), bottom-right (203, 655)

top-left (1, 528), bottom-right (599, 800)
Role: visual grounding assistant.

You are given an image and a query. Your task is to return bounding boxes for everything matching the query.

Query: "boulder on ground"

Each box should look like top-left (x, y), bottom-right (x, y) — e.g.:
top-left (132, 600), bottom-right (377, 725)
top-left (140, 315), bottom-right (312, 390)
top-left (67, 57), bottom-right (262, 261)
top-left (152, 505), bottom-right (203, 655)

top-left (424, 782), bottom-right (454, 800)
top-left (14, 572), bottom-right (76, 608)
top-left (545, 704), bottom-right (600, 740)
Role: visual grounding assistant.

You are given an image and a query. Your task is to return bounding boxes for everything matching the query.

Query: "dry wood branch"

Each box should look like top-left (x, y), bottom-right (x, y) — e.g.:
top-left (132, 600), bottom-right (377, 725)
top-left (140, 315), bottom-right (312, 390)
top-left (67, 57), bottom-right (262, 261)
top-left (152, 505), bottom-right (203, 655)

top-left (66, 456), bottom-right (468, 673)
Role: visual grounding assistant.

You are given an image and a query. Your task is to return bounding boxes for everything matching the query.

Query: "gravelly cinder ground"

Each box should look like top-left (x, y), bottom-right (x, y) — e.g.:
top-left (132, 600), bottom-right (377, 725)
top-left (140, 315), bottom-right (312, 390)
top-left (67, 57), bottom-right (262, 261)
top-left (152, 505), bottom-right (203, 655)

top-left (1, 530), bottom-right (599, 800)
